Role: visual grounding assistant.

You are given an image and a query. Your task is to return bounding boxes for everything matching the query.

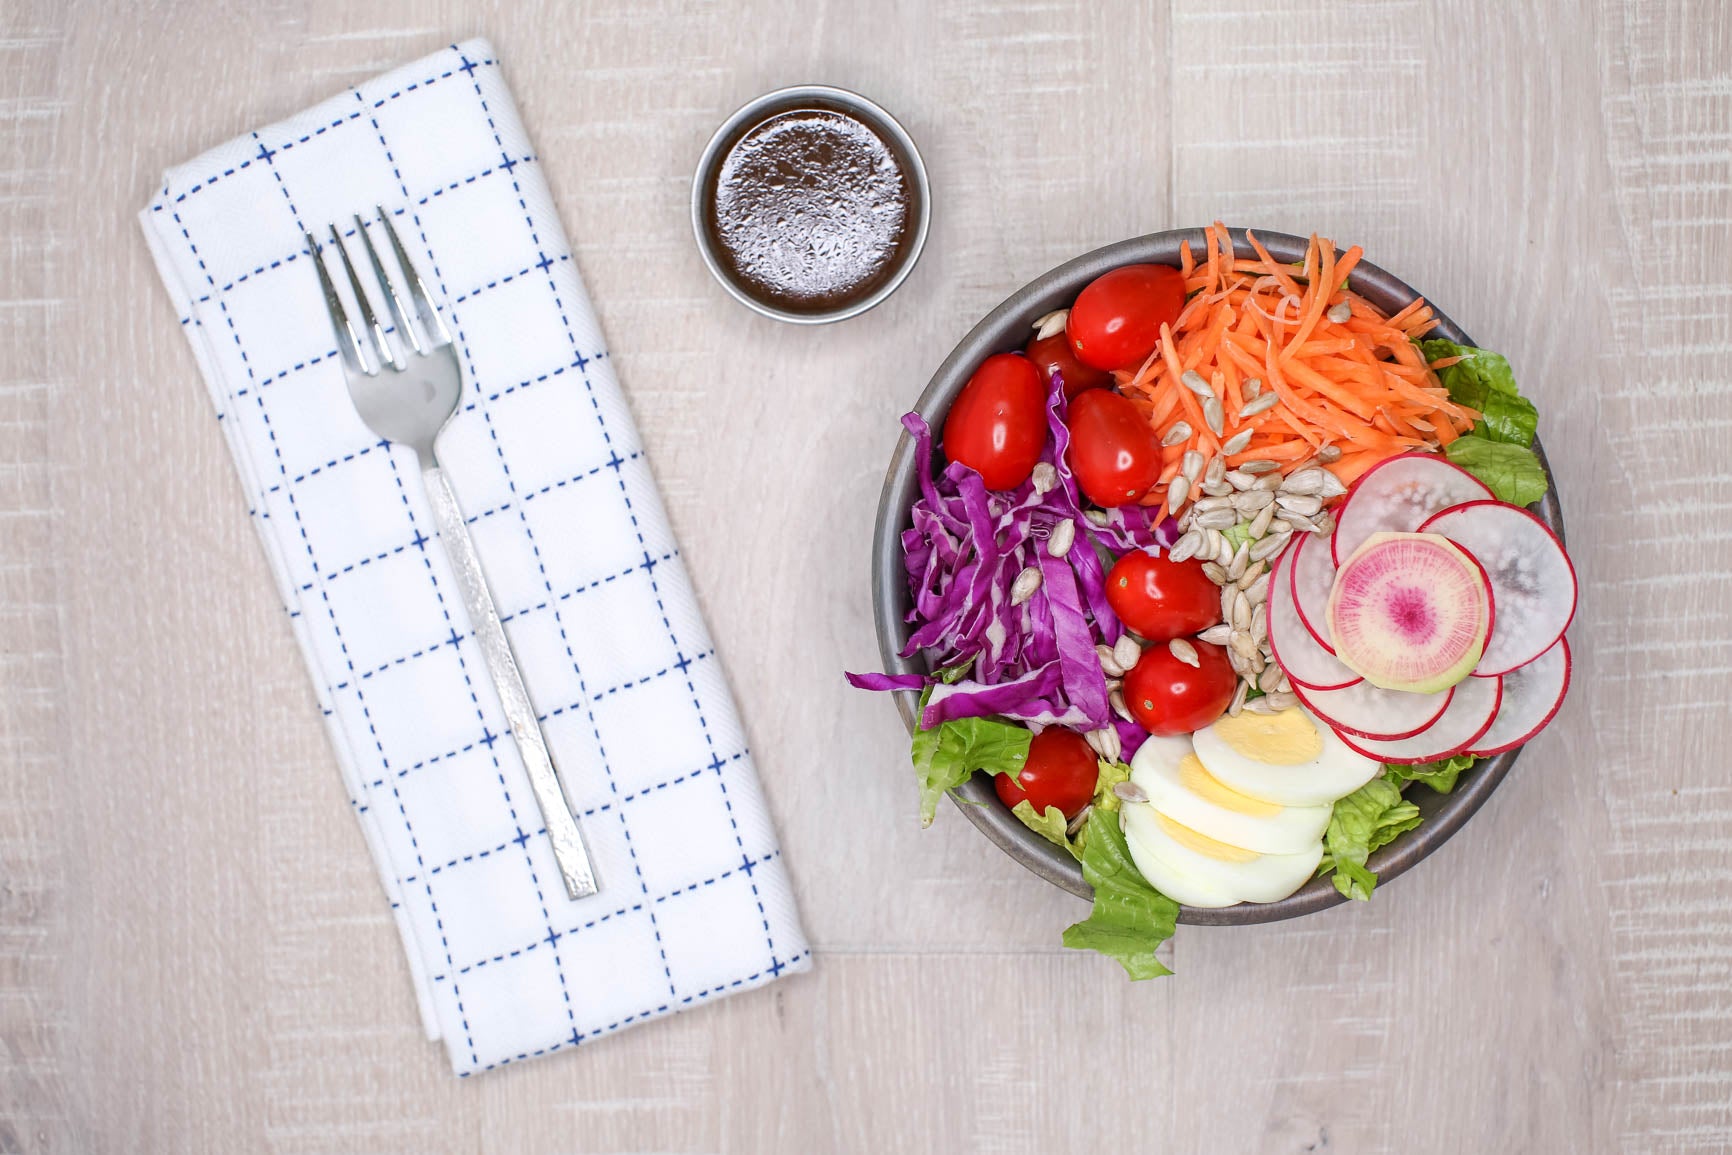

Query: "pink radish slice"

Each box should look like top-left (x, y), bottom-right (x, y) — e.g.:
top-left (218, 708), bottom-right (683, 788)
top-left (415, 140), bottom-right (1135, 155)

top-left (1289, 529), bottom-right (1339, 652)
top-left (1266, 538), bottom-right (1363, 691)
top-left (1328, 532), bottom-right (1492, 693)
top-left (1420, 500), bottom-right (1577, 676)
top-left (1337, 672), bottom-right (1503, 764)
top-left (1331, 454), bottom-right (1493, 567)
top-left (1467, 638), bottom-right (1571, 756)
top-left (1292, 679), bottom-right (1453, 741)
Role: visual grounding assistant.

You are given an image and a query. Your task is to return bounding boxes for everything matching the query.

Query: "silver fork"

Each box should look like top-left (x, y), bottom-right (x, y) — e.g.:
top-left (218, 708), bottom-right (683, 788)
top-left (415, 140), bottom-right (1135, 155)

top-left (307, 209), bottom-right (598, 901)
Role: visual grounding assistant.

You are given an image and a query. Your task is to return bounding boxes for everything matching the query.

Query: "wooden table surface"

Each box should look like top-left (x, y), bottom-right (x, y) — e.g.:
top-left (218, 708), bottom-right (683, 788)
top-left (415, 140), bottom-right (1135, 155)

top-left (4, 1), bottom-right (1729, 1151)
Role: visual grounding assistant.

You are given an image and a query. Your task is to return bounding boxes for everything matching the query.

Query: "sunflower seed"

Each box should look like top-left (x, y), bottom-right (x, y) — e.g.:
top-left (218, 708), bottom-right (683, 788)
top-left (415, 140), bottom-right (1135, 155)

top-left (1250, 533), bottom-right (1290, 562)
top-left (1316, 444), bottom-right (1342, 464)
top-left (1193, 508), bottom-right (1238, 530)
top-left (1256, 470), bottom-right (1286, 491)
top-left (1244, 694), bottom-right (1276, 714)
top-left (1251, 603), bottom-right (1268, 643)
top-left (1233, 487), bottom-right (1274, 513)
top-left (1047, 518), bottom-right (1076, 558)
top-left (1161, 421), bottom-right (1193, 447)
top-left (1228, 541), bottom-right (1251, 581)
top-left (1167, 637), bottom-right (1200, 668)
top-left (1240, 459), bottom-right (1280, 474)
top-left (1066, 804), bottom-right (1095, 837)
top-left (1181, 369), bottom-right (1215, 399)
top-left (1168, 529), bottom-right (1204, 563)
top-left (1031, 461), bottom-right (1058, 495)
top-left (1230, 630), bottom-right (1260, 661)
top-left (1199, 623), bottom-right (1233, 645)
top-left (1216, 536), bottom-right (1236, 564)
top-left (1249, 646), bottom-right (1266, 674)
top-left (1269, 517), bottom-right (1295, 535)
top-left (1166, 475), bottom-right (1190, 513)
top-left (1326, 300), bottom-right (1353, 324)
top-left (1110, 689), bottom-right (1134, 723)
top-left (1181, 450), bottom-right (1206, 482)
top-left (1010, 566), bottom-right (1043, 606)
top-left (1281, 468), bottom-right (1326, 496)
top-left (1244, 571), bottom-right (1271, 605)
top-left (1248, 501), bottom-right (1278, 538)
top-left (1224, 469), bottom-right (1256, 491)
top-left (1200, 480), bottom-right (1234, 497)
top-left (1226, 645), bottom-right (1249, 676)
top-left (1220, 428), bottom-right (1254, 456)
top-left (1318, 471), bottom-right (1348, 499)
top-left (1230, 589), bottom-right (1250, 631)
top-left (1114, 634), bottom-right (1143, 673)
top-left (1091, 727), bottom-right (1122, 765)
top-left (1259, 664), bottom-right (1285, 693)
top-left (1203, 396), bottom-right (1225, 436)
top-left (1265, 690), bottom-right (1299, 710)
top-left (1192, 494), bottom-right (1234, 513)
top-left (1236, 559), bottom-right (1267, 591)
top-left (1083, 729), bottom-right (1108, 759)
top-left (1229, 679), bottom-right (1250, 716)
top-left (1239, 391), bottom-right (1280, 418)
top-left (1277, 493), bottom-right (1324, 516)
top-left (1201, 562), bottom-right (1228, 584)
top-left (1105, 677), bottom-right (1122, 694)
top-left (1241, 377), bottom-right (1263, 401)
top-left (1113, 780), bottom-right (1148, 805)
top-left (1313, 510), bottom-right (1337, 534)
top-left (1033, 308), bottom-right (1069, 340)
top-left (1205, 528), bottom-right (1226, 558)
top-left (1205, 453), bottom-right (1227, 486)
top-left (1275, 507), bottom-right (1316, 530)
top-left (1097, 643), bottom-right (1124, 678)
top-left (1277, 674), bottom-right (1292, 693)
top-left (1220, 584), bottom-right (1236, 623)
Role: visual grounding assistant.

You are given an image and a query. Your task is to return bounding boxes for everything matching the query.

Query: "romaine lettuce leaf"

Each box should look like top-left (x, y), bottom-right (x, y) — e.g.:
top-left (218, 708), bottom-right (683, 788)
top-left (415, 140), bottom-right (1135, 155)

top-left (1443, 438), bottom-right (1550, 507)
top-left (1319, 774), bottom-right (1423, 901)
top-left (1062, 809), bottom-right (1179, 979)
top-left (910, 707), bottom-right (1030, 827)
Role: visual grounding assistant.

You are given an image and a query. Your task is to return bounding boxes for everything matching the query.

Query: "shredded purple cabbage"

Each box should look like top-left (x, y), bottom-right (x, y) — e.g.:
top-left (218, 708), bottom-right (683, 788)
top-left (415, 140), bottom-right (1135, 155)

top-left (850, 379), bottom-right (1176, 736)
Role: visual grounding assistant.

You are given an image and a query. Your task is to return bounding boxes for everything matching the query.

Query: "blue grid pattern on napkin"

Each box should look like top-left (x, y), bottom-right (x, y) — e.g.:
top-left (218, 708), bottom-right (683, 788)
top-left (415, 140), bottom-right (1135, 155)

top-left (141, 40), bottom-right (809, 1075)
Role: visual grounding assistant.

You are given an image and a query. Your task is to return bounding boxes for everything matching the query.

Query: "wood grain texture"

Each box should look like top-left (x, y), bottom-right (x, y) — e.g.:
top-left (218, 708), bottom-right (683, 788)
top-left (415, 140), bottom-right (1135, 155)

top-left (1, 0), bottom-right (1728, 1151)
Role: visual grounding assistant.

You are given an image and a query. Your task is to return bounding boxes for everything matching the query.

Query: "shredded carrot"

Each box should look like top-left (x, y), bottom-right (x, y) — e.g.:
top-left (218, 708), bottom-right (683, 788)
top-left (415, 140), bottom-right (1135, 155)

top-left (1119, 223), bottom-right (1468, 497)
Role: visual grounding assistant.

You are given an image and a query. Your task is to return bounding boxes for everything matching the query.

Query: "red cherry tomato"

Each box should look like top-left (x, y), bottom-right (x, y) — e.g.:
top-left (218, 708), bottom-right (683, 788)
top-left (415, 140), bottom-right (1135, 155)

top-left (1122, 639), bottom-right (1235, 736)
top-left (1025, 330), bottom-right (1110, 399)
top-left (942, 353), bottom-right (1047, 491)
top-left (994, 727), bottom-right (1099, 819)
top-left (1105, 550), bottom-right (1223, 641)
top-left (1064, 389), bottom-right (1162, 507)
top-left (1067, 264), bottom-right (1187, 371)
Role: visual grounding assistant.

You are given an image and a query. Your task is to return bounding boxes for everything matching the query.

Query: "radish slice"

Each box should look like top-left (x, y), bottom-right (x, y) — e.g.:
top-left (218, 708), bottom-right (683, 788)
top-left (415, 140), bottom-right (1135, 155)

top-left (1467, 638), bottom-right (1571, 755)
top-left (1266, 539), bottom-right (1362, 691)
top-left (1292, 679), bottom-right (1453, 741)
top-left (1288, 529), bottom-right (1338, 653)
top-left (1331, 454), bottom-right (1492, 567)
top-left (1420, 500), bottom-right (1577, 676)
top-left (1327, 532), bottom-right (1492, 694)
top-left (1337, 673), bottom-right (1503, 764)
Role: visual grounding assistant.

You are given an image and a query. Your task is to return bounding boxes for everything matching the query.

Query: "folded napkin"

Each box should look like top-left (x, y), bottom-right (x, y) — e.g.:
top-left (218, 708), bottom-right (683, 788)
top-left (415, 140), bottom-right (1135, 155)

top-left (140, 38), bottom-right (809, 1075)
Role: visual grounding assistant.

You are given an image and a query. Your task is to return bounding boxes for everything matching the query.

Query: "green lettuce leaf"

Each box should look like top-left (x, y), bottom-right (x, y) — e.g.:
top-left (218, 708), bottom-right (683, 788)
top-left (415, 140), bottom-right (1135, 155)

top-left (1387, 752), bottom-right (1476, 795)
top-left (1062, 809), bottom-right (1179, 979)
top-left (1420, 340), bottom-right (1538, 446)
top-left (1443, 438), bottom-right (1549, 507)
top-left (1091, 760), bottom-right (1132, 813)
top-left (1011, 800), bottom-right (1081, 860)
top-left (909, 704), bottom-right (1031, 828)
top-left (1319, 775), bottom-right (1423, 901)
top-left (1222, 522), bottom-right (1255, 552)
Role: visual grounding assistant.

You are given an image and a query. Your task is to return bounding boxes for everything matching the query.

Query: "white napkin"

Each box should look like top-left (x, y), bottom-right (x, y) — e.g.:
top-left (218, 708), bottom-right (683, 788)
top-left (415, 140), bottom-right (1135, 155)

top-left (140, 38), bottom-right (810, 1075)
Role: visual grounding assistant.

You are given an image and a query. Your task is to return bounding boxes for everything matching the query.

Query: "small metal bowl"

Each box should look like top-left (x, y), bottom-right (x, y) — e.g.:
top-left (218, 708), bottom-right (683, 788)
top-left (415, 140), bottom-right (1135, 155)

top-left (869, 227), bottom-right (1565, 925)
top-left (691, 85), bottom-right (931, 325)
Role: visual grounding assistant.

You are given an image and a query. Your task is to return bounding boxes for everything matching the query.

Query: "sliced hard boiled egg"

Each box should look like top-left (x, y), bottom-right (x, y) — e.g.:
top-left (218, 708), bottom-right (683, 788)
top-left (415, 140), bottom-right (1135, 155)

top-left (1129, 734), bottom-right (1331, 854)
top-left (1192, 706), bottom-right (1381, 808)
top-left (1122, 802), bottom-right (1323, 907)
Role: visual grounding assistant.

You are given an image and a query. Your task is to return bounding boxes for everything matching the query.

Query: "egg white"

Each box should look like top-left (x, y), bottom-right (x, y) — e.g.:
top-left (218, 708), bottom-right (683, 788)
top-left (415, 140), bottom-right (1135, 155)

top-left (1130, 734), bottom-right (1332, 854)
top-left (1192, 707), bottom-right (1381, 807)
top-left (1122, 802), bottom-right (1323, 907)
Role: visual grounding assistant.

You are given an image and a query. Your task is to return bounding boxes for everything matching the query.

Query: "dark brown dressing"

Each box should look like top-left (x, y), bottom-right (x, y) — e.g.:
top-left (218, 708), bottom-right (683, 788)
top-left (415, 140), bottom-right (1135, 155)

top-left (706, 108), bottom-right (911, 314)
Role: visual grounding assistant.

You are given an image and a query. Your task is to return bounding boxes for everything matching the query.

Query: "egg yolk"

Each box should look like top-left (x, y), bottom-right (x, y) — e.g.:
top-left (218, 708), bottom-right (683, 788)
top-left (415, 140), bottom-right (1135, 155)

top-left (1153, 812), bottom-right (1260, 863)
top-left (1210, 707), bottom-right (1324, 766)
top-left (1177, 754), bottom-right (1282, 817)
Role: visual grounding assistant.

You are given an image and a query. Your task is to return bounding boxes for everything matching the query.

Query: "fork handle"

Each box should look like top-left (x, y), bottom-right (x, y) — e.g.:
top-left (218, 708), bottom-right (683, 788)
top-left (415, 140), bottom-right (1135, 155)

top-left (423, 464), bottom-right (599, 901)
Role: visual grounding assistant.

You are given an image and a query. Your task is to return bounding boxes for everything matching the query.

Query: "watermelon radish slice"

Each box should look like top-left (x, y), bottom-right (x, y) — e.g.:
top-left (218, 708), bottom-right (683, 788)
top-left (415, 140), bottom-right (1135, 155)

top-left (1420, 500), bottom-right (1577, 676)
top-left (1266, 539), bottom-right (1363, 691)
top-left (1292, 679), bottom-right (1453, 741)
top-left (1327, 532), bottom-right (1493, 693)
top-left (1337, 672), bottom-right (1504, 764)
top-left (1288, 529), bottom-right (1339, 652)
top-left (1467, 638), bottom-right (1571, 756)
top-left (1331, 454), bottom-right (1492, 567)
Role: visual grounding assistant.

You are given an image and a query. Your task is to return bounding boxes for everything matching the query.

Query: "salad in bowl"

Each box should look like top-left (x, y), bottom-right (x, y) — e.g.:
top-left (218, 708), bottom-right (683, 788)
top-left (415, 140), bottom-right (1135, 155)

top-left (851, 224), bottom-right (1575, 978)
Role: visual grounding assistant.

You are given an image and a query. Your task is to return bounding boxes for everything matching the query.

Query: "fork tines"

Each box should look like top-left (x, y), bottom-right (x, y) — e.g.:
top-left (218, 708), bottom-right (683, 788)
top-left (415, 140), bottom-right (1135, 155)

top-left (306, 208), bottom-right (452, 377)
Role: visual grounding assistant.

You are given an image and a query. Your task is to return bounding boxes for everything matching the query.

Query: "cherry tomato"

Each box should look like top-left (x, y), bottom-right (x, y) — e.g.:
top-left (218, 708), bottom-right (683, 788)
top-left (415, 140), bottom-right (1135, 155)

top-left (942, 353), bottom-right (1047, 491)
top-left (994, 727), bottom-right (1099, 819)
top-left (1067, 264), bottom-right (1187, 371)
top-left (1025, 330), bottom-right (1110, 399)
top-left (1064, 389), bottom-right (1162, 507)
top-left (1122, 638), bottom-right (1235, 736)
top-left (1105, 550), bottom-right (1223, 641)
